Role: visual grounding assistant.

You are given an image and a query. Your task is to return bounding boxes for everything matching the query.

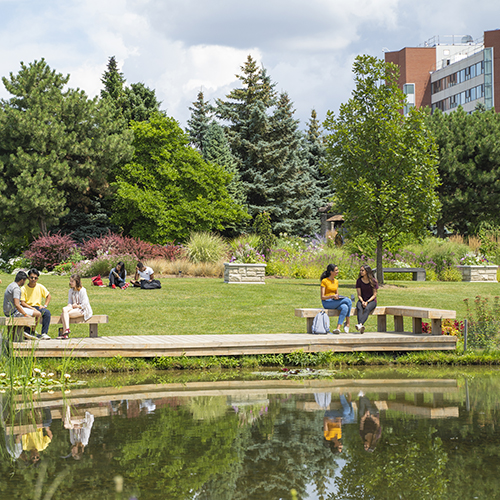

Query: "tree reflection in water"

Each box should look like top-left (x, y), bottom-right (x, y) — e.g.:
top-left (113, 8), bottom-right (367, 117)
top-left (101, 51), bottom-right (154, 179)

top-left (1, 374), bottom-right (500, 499)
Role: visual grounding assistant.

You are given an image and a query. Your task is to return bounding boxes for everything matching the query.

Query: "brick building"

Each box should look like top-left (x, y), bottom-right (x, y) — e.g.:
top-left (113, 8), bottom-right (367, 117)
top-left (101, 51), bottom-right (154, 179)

top-left (385, 29), bottom-right (500, 114)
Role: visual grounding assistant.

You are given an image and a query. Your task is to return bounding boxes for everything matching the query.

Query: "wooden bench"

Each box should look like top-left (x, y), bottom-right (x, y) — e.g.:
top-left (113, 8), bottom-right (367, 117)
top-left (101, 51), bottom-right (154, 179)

top-left (0, 315), bottom-right (109, 339)
top-left (373, 267), bottom-right (426, 281)
top-left (294, 306), bottom-right (455, 335)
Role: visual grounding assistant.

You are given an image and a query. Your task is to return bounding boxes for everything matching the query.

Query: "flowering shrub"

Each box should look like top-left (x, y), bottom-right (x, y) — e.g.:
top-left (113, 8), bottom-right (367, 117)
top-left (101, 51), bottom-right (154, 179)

top-left (422, 319), bottom-right (463, 336)
top-left (230, 243), bottom-right (266, 264)
top-left (24, 232), bottom-right (76, 271)
top-left (464, 295), bottom-right (500, 349)
top-left (80, 233), bottom-right (183, 261)
top-left (459, 253), bottom-right (490, 266)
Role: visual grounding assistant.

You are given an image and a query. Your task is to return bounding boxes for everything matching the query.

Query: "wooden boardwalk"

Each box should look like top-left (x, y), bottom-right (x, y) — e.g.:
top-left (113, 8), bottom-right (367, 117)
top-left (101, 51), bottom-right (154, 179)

top-left (11, 331), bottom-right (457, 357)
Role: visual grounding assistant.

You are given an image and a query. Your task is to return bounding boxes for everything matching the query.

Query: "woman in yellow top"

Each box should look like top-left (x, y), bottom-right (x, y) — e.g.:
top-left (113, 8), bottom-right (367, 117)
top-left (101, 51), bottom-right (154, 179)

top-left (320, 263), bottom-right (352, 334)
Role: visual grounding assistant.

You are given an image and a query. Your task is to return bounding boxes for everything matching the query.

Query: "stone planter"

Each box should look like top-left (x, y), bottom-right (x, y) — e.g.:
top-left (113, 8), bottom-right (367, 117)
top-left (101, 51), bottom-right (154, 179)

top-left (224, 262), bottom-right (266, 284)
top-left (457, 265), bottom-right (498, 282)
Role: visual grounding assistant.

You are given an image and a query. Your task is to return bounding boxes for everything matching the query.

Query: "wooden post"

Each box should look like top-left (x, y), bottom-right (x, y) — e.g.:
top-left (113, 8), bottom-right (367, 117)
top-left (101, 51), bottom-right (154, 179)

top-left (394, 316), bottom-right (404, 332)
top-left (306, 318), bottom-right (314, 334)
top-left (377, 315), bottom-right (387, 332)
top-left (412, 317), bottom-right (423, 334)
top-left (89, 324), bottom-right (98, 338)
top-left (431, 318), bottom-right (442, 335)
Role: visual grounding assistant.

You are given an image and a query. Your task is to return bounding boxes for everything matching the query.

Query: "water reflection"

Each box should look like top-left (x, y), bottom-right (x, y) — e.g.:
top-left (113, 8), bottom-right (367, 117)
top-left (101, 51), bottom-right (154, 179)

top-left (1, 373), bottom-right (500, 499)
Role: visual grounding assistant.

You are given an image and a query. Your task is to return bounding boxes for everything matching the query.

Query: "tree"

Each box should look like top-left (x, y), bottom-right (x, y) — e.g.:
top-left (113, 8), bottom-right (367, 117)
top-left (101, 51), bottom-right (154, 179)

top-left (112, 113), bottom-right (249, 243)
top-left (427, 106), bottom-right (500, 236)
top-left (305, 109), bottom-right (331, 203)
top-left (101, 56), bottom-right (162, 123)
top-left (323, 55), bottom-right (441, 283)
top-left (187, 90), bottom-right (213, 151)
top-left (0, 59), bottom-right (133, 245)
top-left (217, 56), bottom-right (322, 235)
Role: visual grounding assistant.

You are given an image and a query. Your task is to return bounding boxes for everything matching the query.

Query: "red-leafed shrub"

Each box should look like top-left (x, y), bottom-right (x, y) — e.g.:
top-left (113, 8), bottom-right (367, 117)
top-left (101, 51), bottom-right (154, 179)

top-left (80, 233), bottom-right (184, 261)
top-left (24, 232), bottom-right (76, 271)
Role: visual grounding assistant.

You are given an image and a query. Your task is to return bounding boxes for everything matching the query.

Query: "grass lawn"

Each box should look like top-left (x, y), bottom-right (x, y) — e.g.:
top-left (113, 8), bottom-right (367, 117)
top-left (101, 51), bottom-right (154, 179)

top-left (1, 273), bottom-right (499, 337)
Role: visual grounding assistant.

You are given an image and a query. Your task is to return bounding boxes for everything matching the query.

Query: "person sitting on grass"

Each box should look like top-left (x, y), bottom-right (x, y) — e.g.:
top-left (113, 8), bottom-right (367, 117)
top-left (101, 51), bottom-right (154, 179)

top-left (130, 261), bottom-right (155, 287)
top-left (355, 265), bottom-right (378, 334)
top-left (320, 264), bottom-right (352, 334)
top-left (58, 274), bottom-right (93, 340)
top-left (20, 269), bottom-right (52, 340)
top-left (108, 261), bottom-right (129, 289)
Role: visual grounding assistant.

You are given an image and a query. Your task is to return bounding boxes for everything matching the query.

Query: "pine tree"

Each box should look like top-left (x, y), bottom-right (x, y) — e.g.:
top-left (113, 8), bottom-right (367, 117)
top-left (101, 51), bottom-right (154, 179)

top-left (186, 90), bottom-right (213, 151)
top-left (0, 59), bottom-right (133, 243)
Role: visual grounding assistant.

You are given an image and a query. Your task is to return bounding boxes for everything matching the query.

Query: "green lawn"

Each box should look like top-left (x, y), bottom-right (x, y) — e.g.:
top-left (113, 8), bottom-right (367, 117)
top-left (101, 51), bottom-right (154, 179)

top-left (1, 273), bottom-right (499, 337)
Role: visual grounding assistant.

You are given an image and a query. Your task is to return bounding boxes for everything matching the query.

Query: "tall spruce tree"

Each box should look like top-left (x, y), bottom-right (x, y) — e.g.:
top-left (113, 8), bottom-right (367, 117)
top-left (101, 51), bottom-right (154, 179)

top-left (305, 109), bottom-right (331, 203)
top-left (0, 59), bottom-right (133, 245)
top-left (217, 55), bottom-right (319, 234)
top-left (186, 90), bottom-right (213, 151)
top-left (101, 56), bottom-right (162, 123)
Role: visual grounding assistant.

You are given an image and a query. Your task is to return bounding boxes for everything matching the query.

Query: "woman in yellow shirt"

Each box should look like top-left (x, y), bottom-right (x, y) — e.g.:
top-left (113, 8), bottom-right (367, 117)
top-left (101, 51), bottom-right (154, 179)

top-left (320, 263), bottom-right (352, 334)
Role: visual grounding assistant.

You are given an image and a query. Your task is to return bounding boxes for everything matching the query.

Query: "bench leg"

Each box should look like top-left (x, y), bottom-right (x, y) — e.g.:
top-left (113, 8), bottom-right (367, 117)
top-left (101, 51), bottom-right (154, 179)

top-left (394, 316), bottom-right (404, 332)
top-left (412, 317), bottom-right (423, 334)
top-left (431, 319), bottom-right (442, 335)
top-left (89, 324), bottom-right (98, 338)
top-left (306, 318), bottom-right (314, 334)
top-left (377, 315), bottom-right (387, 333)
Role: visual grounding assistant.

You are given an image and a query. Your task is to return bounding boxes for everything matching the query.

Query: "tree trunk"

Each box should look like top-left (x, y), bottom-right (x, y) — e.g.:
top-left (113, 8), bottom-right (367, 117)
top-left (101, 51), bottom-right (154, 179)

top-left (376, 238), bottom-right (384, 285)
top-left (39, 216), bottom-right (47, 234)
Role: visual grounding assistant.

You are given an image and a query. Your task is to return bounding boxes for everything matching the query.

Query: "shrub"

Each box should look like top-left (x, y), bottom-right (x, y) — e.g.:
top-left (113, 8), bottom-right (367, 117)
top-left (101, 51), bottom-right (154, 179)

top-left (465, 296), bottom-right (500, 349)
top-left (186, 232), bottom-right (228, 263)
top-left (438, 267), bottom-right (463, 282)
top-left (80, 233), bottom-right (183, 261)
top-left (229, 243), bottom-right (266, 263)
top-left (75, 254), bottom-right (137, 278)
top-left (24, 232), bottom-right (76, 271)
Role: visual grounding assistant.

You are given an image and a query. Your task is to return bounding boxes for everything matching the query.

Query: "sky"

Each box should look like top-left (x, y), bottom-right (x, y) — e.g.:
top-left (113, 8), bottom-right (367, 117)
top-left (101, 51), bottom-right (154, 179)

top-left (0, 0), bottom-right (498, 129)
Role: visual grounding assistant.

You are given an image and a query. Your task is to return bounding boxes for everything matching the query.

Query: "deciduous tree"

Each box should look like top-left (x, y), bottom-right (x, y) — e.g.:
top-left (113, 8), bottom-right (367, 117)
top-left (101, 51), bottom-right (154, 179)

top-left (323, 55), bottom-right (440, 283)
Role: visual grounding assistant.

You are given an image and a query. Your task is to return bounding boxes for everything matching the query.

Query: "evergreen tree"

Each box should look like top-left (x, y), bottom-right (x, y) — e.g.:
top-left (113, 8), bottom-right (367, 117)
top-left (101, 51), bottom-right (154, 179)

top-left (202, 121), bottom-right (246, 210)
top-left (217, 56), bottom-right (320, 234)
top-left (0, 59), bottom-right (133, 244)
top-left (122, 82), bottom-right (163, 123)
top-left (100, 56), bottom-right (125, 101)
top-left (305, 109), bottom-right (331, 203)
top-left (186, 90), bottom-right (213, 151)
top-left (427, 107), bottom-right (500, 236)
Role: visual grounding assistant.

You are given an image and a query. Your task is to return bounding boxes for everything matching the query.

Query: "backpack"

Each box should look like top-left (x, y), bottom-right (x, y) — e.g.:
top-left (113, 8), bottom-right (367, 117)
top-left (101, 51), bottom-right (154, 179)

top-left (311, 310), bottom-right (330, 334)
top-left (91, 275), bottom-right (104, 286)
top-left (140, 279), bottom-right (162, 290)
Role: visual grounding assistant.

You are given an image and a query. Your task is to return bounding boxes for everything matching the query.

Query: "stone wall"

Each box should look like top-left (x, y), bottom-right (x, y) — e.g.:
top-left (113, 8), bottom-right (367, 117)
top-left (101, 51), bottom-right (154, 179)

top-left (224, 263), bottom-right (266, 284)
top-left (457, 265), bottom-right (498, 282)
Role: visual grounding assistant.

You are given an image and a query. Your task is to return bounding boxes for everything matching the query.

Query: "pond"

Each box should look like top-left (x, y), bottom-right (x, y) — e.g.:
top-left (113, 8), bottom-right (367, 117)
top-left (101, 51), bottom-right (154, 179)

top-left (1, 367), bottom-right (500, 499)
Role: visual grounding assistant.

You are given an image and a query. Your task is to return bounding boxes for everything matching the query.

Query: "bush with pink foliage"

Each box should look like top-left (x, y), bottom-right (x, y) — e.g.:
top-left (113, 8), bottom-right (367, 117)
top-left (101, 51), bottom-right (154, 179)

top-left (24, 233), bottom-right (76, 271)
top-left (79, 233), bottom-right (183, 261)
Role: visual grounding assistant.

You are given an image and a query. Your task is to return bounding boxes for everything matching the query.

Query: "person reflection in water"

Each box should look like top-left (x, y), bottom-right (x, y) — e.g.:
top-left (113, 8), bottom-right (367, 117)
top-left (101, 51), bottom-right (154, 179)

top-left (358, 391), bottom-right (382, 452)
top-left (16, 408), bottom-right (53, 466)
top-left (315, 392), bottom-right (355, 454)
top-left (63, 405), bottom-right (95, 460)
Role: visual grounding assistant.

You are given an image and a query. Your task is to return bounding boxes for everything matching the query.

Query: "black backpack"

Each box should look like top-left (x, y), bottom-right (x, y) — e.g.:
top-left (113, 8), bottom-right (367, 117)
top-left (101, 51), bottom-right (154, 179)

top-left (140, 279), bottom-right (162, 289)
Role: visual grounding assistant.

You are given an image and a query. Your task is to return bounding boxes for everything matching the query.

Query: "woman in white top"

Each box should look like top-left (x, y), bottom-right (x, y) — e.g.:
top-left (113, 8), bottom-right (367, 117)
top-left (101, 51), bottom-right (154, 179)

top-left (59, 274), bottom-right (93, 339)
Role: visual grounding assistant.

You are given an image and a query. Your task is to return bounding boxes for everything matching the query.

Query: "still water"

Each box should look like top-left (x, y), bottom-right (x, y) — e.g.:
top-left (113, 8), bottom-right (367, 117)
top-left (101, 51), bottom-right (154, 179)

top-left (1, 368), bottom-right (500, 500)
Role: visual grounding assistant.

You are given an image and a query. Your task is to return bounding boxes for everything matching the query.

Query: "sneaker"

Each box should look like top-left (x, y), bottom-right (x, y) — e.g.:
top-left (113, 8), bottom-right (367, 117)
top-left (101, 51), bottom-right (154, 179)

top-left (112, 284), bottom-right (116, 289)
top-left (344, 325), bottom-right (350, 334)
top-left (332, 328), bottom-right (341, 335)
top-left (358, 391), bottom-right (365, 397)
top-left (355, 323), bottom-right (361, 332)
top-left (359, 325), bottom-right (365, 334)
top-left (24, 331), bottom-right (38, 340)
top-left (39, 333), bottom-right (51, 340)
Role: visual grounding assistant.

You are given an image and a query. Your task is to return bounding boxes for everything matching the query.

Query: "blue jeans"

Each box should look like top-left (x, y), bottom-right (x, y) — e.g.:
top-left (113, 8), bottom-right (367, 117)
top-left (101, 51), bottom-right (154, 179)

top-left (322, 297), bottom-right (352, 326)
top-left (33, 306), bottom-right (51, 335)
